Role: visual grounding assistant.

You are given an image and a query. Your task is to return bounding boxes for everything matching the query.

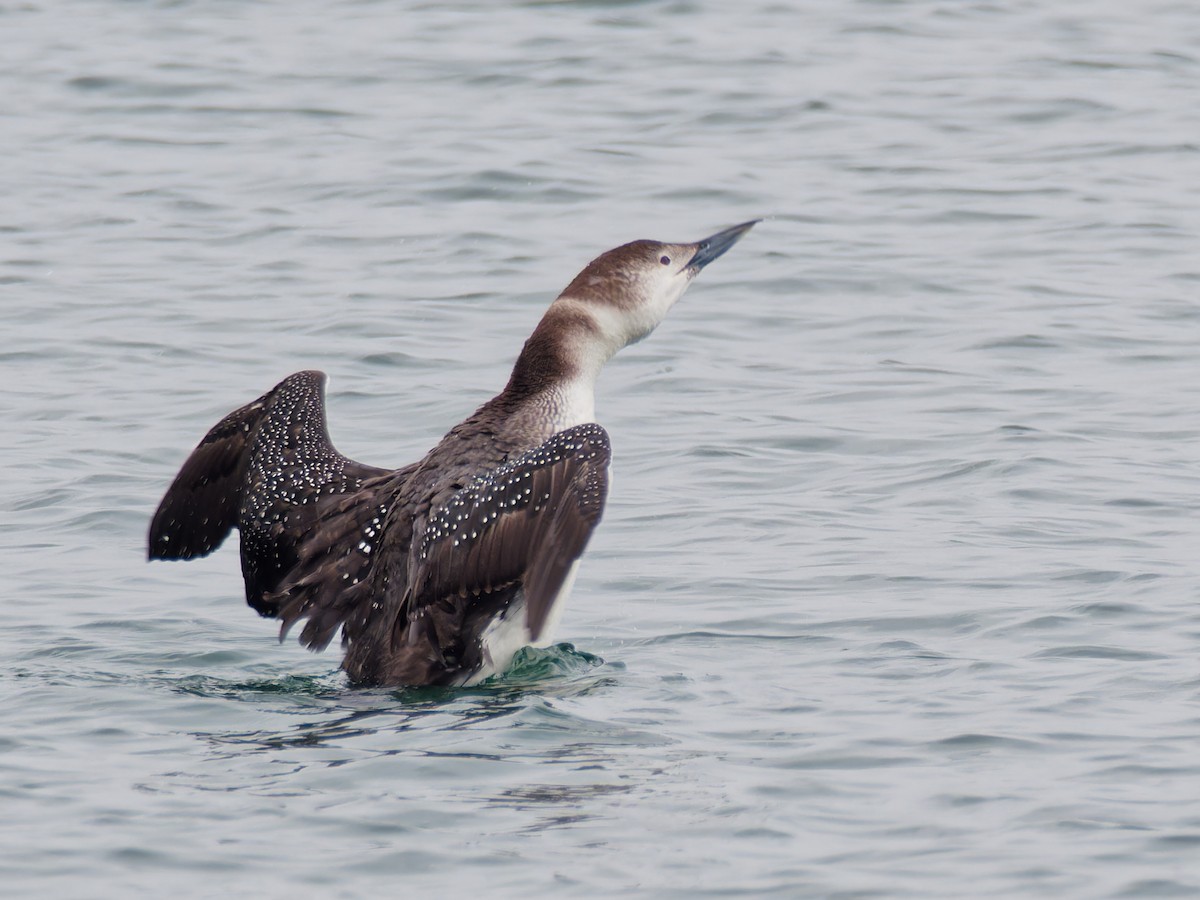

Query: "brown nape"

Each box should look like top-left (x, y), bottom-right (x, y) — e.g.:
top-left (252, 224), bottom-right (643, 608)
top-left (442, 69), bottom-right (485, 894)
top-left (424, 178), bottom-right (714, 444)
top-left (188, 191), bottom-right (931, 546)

top-left (503, 304), bottom-right (599, 398)
top-left (558, 240), bottom-right (660, 310)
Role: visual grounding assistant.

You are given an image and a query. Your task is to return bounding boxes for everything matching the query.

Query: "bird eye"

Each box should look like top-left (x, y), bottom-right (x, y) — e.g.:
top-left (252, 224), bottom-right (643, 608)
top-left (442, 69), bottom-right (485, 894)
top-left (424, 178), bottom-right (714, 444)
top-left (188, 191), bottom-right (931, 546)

top-left (660, 255), bottom-right (671, 265)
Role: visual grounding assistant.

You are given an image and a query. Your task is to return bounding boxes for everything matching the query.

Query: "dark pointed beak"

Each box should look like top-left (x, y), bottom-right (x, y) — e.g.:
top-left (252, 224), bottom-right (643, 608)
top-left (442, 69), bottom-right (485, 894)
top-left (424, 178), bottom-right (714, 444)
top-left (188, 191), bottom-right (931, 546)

top-left (687, 219), bottom-right (759, 272)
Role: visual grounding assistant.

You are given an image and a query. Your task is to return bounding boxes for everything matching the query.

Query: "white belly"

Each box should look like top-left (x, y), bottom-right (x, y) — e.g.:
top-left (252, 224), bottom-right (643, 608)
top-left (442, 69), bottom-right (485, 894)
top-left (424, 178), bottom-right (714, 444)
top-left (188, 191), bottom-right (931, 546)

top-left (462, 560), bottom-right (581, 686)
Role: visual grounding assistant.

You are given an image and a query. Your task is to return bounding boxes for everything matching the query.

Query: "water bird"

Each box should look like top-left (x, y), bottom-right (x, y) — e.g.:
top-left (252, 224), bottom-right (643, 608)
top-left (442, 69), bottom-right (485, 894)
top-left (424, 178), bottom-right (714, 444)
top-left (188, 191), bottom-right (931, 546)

top-left (148, 221), bottom-right (757, 686)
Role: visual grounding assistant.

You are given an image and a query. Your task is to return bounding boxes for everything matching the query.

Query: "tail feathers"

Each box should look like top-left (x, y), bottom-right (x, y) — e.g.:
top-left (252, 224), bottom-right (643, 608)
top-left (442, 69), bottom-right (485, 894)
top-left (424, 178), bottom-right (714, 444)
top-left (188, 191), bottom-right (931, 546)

top-left (268, 468), bottom-right (414, 648)
top-left (147, 397), bottom-right (268, 561)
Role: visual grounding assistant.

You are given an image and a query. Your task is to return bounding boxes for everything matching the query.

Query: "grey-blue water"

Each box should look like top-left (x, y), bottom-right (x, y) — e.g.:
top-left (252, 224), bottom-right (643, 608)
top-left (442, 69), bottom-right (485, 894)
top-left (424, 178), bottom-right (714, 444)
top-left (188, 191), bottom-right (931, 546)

top-left (3, 1), bottom-right (1199, 896)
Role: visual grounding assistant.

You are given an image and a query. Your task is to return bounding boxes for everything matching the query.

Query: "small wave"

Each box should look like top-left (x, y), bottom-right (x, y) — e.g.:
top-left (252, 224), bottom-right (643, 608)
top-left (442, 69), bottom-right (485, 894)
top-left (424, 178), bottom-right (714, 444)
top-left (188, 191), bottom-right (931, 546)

top-left (1029, 645), bottom-right (1167, 661)
top-left (170, 672), bottom-right (343, 700)
top-left (928, 733), bottom-right (1044, 752)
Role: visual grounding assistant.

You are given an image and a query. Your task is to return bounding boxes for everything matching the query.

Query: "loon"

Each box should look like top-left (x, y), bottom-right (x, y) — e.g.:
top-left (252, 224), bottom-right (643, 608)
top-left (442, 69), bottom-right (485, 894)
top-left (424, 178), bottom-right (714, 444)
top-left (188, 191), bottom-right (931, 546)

top-left (148, 220), bottom-right (756, 686)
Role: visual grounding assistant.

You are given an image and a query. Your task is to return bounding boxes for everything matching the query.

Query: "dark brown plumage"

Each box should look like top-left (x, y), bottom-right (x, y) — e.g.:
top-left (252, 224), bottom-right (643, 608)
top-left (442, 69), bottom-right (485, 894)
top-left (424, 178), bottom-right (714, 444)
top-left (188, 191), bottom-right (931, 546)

top-left (150, 367), bottom-right (611, 685)
top-left (147, 221), bottom-right (755, 686)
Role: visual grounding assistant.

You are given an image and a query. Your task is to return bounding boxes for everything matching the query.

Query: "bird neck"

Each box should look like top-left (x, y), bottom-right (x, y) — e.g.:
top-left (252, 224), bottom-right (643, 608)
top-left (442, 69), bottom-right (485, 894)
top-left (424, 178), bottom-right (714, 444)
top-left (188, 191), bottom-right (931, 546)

top-left (502, 298), bottom-right (620, 404)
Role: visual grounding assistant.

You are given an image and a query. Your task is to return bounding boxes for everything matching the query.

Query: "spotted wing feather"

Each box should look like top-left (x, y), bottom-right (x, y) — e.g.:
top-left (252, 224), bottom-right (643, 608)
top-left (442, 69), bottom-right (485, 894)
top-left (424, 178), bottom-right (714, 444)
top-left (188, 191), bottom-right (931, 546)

top-left (408, 423), bottom-right (611, 640)
top-left (148, 370), bottom-right (390, 615)
top-left (148, 401), bottom-right (264, 561)
top-left (270, 465), bottom-right (415, 650)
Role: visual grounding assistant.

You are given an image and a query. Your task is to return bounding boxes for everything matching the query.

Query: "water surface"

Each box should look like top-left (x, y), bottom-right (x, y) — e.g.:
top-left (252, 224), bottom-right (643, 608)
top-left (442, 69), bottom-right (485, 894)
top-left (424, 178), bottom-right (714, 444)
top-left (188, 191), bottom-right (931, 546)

top-left (3, 0), bottom-right (1199, 896)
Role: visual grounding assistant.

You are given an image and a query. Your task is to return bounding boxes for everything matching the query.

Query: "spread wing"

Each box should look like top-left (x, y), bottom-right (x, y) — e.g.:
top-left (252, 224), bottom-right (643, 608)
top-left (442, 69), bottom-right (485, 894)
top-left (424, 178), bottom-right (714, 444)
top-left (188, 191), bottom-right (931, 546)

top-left (406, 423), bottom-right (611, 640)
top-left (147, 400), bottom-right (264, 561)
top-left (147, 370), bottom-right (390, 614)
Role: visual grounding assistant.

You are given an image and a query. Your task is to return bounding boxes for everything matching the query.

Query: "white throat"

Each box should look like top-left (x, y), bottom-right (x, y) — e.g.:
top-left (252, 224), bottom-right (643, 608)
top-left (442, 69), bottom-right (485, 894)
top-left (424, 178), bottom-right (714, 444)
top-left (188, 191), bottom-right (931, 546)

top-left (550, 376), bottom-right (597, 431)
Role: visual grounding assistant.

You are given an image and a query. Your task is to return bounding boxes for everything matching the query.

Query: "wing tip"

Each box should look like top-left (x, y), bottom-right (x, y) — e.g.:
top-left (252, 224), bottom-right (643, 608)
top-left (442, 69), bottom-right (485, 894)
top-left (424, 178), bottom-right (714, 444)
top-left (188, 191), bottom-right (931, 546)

top-left (146, 529), bottom-right (222, 562)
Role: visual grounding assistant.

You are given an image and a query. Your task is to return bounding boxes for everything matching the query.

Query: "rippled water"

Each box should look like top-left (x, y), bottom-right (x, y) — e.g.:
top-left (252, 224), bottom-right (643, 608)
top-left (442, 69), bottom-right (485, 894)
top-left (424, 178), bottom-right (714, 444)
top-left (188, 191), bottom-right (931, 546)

top-left (4, 0), bottom-right (1199, 895)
